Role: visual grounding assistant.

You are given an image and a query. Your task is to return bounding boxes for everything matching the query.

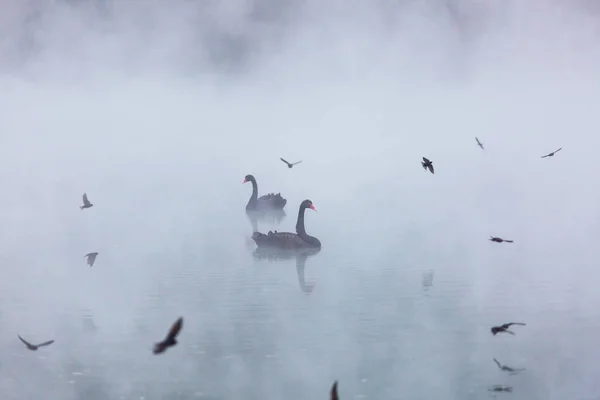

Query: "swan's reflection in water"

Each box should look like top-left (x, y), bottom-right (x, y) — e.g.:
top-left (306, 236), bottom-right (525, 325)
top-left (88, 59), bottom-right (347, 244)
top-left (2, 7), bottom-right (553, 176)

top-left (82, 312), bottom-right (98, 334)
top-left (245, 209), bottom-right (286, 247)
top-left (252, 247), bottom-right (320, 294)
top-left (421, 269), bottom-right (434, 292)
top-left (246, 209), bottom-right (286, 231)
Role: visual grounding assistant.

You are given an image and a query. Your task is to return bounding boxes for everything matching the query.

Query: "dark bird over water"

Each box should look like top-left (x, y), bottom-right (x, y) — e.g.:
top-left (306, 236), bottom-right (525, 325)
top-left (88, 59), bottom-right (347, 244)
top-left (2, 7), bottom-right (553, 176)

top-left (541, 147), bottom-right (562, 158)
top-left (153, 317), bottom-right (183, 355)
top-left (18, 335), bottom-right (54, 351)
top-left (251, 200), bottom-right (321, 250)
top-left (493, 358), bottom-right (526, 374)
top-left (280, 157), bottom-right (302, 169)
top-left (491, 322), bottom-right (526, 335)
top-left (489, 236), bottom-right (513, 243)
top-left (243, 174), bottom-right (287, 211)
top-left (84, 252), bottom-right (98, 267)
top-left (331, 381), bottom-right (339, 400)
top-left (488, 385), bottom-right (513, 392)
top-left (475, 137), bottom-right (484, 150)
top-left (80, 193), bottom-right (93, 210)
top-left (421, 157), bottom-right (434, 174)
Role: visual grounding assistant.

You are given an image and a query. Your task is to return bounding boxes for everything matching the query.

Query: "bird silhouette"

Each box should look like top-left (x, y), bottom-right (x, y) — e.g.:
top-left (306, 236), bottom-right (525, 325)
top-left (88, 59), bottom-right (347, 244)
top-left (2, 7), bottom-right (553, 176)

top-left (280, 158), bottom-right (302, 169)
top-left (84, 252), bottom-right (98, 267)
top-left (475, 137), bottom-right (484, 150)
top-left (541, 147), bottom-right (562, 158)
top-left (331, 380), bottom-right (339, 400)
top-left (488, 385), bottom-right (513, 392)
top-left (153, 317), bottom-right (183, 354)
top-left (421, 157), bottom-right (434, 174)
top-left (18, 335), bottom-right (54, 351)
top-left (493, 358), bottom-right (526, 374)
top-left (80, 193), bottom-right (93, 210)
top-left (489, 236), bottom-right (513, 243)
top-left (491, 322), bottom-right (526, 335)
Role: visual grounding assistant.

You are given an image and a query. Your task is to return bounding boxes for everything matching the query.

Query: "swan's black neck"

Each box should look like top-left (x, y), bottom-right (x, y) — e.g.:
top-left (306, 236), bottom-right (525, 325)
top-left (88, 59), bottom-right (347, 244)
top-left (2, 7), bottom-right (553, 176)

top-left (246, 178), bottom-right (258, 209)
top-left (296, 203), bottom-right (320, 248)
top-left (295, 203), bottom-right (308, 237)
top-left (296, 203), bottom-right (321, 247)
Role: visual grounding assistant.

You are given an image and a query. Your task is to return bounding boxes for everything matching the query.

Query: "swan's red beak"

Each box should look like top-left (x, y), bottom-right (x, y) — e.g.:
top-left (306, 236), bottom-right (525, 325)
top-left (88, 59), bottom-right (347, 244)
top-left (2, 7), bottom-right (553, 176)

top-left (242, 179), bottom-right (247, 184)
top-left (309, 204), bottom-right (316, 211)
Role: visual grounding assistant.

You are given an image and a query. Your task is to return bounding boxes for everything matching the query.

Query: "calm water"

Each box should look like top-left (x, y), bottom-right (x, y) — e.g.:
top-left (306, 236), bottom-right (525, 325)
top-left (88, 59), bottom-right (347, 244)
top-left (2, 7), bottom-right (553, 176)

top-left (1, 144), bottom-right (600, 400)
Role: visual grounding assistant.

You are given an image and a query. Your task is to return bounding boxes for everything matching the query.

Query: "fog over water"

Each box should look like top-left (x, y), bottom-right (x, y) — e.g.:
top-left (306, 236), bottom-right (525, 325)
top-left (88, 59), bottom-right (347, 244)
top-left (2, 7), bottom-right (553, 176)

top-left (1, 0), bottom-right (600, 399)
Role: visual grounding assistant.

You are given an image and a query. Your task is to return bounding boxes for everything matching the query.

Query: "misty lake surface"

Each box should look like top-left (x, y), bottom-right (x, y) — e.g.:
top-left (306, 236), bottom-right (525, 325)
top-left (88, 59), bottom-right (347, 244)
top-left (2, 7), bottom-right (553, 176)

top-left (2, 122), bottom-right (600, 400)
top-left (3, 1), bottom-right (600, 400)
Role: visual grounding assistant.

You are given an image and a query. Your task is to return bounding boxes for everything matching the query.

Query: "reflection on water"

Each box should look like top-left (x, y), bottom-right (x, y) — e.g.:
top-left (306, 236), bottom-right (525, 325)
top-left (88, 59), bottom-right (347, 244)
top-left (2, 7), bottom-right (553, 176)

top-left (246, 209), bottom-right (287, 233)
top-left (253, 247), bottom-right (320, 294)
top-left (422, 269), bottom-right (434, 292)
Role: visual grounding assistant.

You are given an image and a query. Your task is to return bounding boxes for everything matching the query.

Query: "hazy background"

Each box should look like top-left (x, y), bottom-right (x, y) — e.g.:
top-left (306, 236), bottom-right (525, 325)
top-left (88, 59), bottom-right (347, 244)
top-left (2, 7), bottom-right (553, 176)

top-left (1, 0), bottom-right (600, 399)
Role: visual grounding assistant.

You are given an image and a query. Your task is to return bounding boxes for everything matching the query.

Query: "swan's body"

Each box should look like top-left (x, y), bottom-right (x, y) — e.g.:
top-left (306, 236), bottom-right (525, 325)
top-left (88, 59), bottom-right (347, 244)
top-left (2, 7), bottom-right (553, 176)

top-left (251, 200), bottom-right (321, 250)
top-left (243, 174), bottom-right (286, 211)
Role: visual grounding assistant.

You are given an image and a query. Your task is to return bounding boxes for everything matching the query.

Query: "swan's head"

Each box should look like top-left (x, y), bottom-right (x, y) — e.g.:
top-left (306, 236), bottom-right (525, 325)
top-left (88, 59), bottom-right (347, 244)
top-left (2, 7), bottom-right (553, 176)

top-left (301, 199), bottom-right (316, 211)
top-left (243, 174), bottom-right (255, 184)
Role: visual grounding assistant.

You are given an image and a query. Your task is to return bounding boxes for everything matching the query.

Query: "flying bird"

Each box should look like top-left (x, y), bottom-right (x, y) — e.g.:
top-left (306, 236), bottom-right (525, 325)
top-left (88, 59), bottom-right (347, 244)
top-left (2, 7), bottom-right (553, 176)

top-left (153, 317), bottom-right (183, 355)
top-left (280, 158), bottom-right (302, 169)
top-left (541, 147), bottom-right (562, 158)
top-left (80, 193), bottom-right (93, 210)
top-left (421, 157), bottom-right (434, 174)
top-left (489, 236), bottom-right (513, 243)
top-left (18, 335), bottom-right (54, 351)
top-left (84, 252), bottom-right (98, 267)
top-left (331, 380), bottom-right (339, 400)
top-left (493, 358), bottom-right (526, 374)
top-left (475, 137), bottom-right (484, 150)
top-left (488, 385), bottom-right (513, 393)
top-left (491, 322), bottom-right (526, 335)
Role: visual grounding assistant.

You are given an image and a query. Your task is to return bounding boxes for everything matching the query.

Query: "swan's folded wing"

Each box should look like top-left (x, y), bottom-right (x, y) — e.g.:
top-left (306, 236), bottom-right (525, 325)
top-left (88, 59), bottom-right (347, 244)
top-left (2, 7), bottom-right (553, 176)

top-left (257, 193), bottom-right (287, 209)
top-left (256, 231), bottom-right (298, 248)
top-left (259, 193), bottom-right (284, 200)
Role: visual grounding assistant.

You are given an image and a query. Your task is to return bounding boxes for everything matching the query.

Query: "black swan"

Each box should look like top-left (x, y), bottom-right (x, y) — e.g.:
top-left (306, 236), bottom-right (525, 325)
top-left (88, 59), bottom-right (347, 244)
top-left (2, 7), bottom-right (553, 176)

top-left (251, 199), bottom-right (321, 250)
top-left (243, 174), bottom-right (287, 211)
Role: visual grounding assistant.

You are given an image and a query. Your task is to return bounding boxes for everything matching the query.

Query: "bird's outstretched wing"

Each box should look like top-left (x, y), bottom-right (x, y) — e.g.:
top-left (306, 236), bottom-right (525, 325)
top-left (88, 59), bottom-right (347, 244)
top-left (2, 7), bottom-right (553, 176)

top-left (18, 335), bottom-right (33, 347)
top-left (85, 253), bottom-right (97, 266)
top-left (280, 158), bottom-right (291, 166)
top-left (493, 358), bottom-right (502, 369)
top-left (82, 193), bottom-right (90, 206)
top-left (166, 317), bottom-right (183, 341)
top-left (36, 340), bottom-right (54, 347)
top-left (429, 164), bottom-right (435, 174)
top-left (542, 148), bottom-right (561, 158)
top-left (291, 160), bottom-right (303, 166)
top-left (422, 157), bottom-right (430, 163)
top-left (506, 322), bottom-right (526, 327)
top-left (331, 381), bottom-right (338, 400)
